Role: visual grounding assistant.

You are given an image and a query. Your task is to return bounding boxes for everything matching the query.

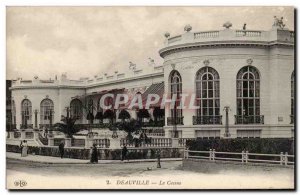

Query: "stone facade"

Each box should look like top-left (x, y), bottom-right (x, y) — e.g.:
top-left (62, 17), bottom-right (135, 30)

top-left (9, 24), bottom-right (294, 139)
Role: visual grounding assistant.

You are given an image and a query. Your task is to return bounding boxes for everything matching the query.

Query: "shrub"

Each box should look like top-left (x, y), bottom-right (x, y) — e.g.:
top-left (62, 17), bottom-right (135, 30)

top-left (186, 138), bottom-right (294, 155)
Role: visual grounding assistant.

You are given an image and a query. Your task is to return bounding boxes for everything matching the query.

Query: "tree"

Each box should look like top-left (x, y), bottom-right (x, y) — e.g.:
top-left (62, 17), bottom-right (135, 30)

top-left (137, 109), bottom-right (150, 122)
top-left (95, 111), bottom-right (103, 123)
top-left (103, 109), bottom-right (115, 124)
top-left (153, 107), bottom-right (165, 122)
top-left (53, 115), bottom-right (79, 138)
top-left (86, 112), bottom-right (94, 124)
top-left (118, 109), bottom-right (131, 122)
top-left (118, 119), bottom-right (141, 141)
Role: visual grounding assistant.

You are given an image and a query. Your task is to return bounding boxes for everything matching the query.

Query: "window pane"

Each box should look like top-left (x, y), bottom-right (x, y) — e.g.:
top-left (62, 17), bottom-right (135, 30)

top-left (243, 90), bottom-right (248, 97)
top-left (202, 90), bottom-right (207, 98)
top-left (203, 100), bottom-right (207, 107)
top-left (215, 81), bottom-right (219, 90)
top-left (202, 82), bottom-right (207, 90)
top-left (203, 108), bottom-right (207, 115)
top-left (208, 90), bottom-right (213, 98)
top-left (215, 108), bottom-right (220, 115)
top-left (209, 100), bottom-right (213, 107)
top-left (248, 73), bottom-right (254, 80)
top-left (215, 88), bottom-right (220, 97)
top-left (209, 108), bottom-right (213, 115)
top-left (215, 99), bottom-right (220, 107)
top-left (208, 81), bottom-right (213, 89)
top-left (248, 107), bottom-right (254, 115)
top-left (256, 107), bottom-right (260, 115)
top-left (255, 89), bottom-right (259, 97)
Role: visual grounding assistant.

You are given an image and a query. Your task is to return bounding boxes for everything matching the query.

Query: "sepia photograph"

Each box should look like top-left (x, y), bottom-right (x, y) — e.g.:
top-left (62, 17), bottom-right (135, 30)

top-left (5, 6), bottom-right (295, 190)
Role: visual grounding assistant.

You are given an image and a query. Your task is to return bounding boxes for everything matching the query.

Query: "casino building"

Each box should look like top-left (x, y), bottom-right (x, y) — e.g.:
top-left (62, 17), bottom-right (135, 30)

top-left (9, 20), bottom-right (295, 139)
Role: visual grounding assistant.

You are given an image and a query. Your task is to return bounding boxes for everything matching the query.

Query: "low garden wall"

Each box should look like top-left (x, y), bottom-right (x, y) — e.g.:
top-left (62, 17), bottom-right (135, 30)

top-left (6, 144), bottom-right (184, 160)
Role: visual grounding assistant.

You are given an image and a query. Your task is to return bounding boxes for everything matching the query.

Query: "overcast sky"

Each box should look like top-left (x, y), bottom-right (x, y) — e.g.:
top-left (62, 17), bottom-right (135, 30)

top-left (6, 6), bottom-right (294, 80)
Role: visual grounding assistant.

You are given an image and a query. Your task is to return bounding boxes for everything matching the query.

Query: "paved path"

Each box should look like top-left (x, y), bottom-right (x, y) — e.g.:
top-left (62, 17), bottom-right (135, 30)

top-left (6, 152), bottom-right (182, 164)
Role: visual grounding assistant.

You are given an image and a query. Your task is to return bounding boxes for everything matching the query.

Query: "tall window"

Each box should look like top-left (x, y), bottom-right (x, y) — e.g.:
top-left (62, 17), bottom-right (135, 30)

top-left (291, 71), bottom-right (294, 123)
top-left (40, 98), bottom-right (54, 124)
top-left (21, 99), bottom-right (32, 125)
top-left (195, 67), bottom-right (220, 124)
top-left (236, 66), bottom-right (261, 124)
top-left (70, 99), bottom-right (83, 119)
top-left (168, 71), bottom-right (183, 126)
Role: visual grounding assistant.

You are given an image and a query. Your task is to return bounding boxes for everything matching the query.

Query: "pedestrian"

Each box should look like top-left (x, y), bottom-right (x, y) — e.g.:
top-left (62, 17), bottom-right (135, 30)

top-left (91, 144), bottom-right (98, 163)
top-left (121, 144), bottom-right (128, 161)
top-left (156, 149), bottom-right (161, 168)
top-left (19, 140), bottom-right (24, 157)
top-left (21, 140), bottom-right (28, 157)
top-left (58, 141), bottom-right (65, 159)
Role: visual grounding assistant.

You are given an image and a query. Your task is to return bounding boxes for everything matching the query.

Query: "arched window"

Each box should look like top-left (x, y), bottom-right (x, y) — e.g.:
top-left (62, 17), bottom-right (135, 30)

top-left (291, 71), bottom-right (294, 124)
top-left (40, 98), bottom-right (54, 125)
top-left (168, 70), bottom-right (183, 126)
top-left (21, 99), bottom-right (32, 127)
top-left (194, 67), bottom-right (221, 124)
top-left (70, 99), bottom-right (83, 119)
top-left (170, 71), bottom-right (182, 96)
top-left (236, 66), bottom-right (262, 124)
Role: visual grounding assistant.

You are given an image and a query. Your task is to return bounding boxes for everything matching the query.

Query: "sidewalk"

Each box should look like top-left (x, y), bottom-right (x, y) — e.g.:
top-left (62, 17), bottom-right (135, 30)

top-left (6, 152), bottom-right (182, 165)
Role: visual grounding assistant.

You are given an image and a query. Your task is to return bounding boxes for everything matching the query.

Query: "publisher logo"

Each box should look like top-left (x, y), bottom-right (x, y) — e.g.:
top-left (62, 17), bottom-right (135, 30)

top-left (14, 180), bottom-right (27, 187)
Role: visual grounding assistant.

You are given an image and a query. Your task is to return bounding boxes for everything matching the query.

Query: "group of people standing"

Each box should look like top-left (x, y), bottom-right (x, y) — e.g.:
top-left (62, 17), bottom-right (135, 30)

top-left (19, 140), bottom-right (28, 157)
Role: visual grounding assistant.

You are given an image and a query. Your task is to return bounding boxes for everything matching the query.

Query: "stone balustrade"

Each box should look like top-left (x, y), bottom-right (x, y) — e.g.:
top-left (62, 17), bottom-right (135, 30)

top-left (10, 65), bottom-right (164, 88)
top-left (194, 31), bottom-right (219, 39)
top-left (236, 30), bottom-right (262, 37)
top-left (7, 129), bottom-right (184, 149)
top-left (164, 28), bottom-right (294, 48)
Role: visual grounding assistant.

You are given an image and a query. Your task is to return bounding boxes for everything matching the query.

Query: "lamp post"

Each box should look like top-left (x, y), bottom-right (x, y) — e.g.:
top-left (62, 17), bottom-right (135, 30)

top-left (48, 109), bottom-right (54, 136)
top-left (65, 106), bottom-right (70, 118)
top-left (223, 106), bottom-right (231, 138)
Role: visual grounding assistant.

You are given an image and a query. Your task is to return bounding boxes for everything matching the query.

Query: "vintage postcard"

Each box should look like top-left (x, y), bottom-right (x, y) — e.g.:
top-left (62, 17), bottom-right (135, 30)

top-left (6, 6), bottom-right (295, 190)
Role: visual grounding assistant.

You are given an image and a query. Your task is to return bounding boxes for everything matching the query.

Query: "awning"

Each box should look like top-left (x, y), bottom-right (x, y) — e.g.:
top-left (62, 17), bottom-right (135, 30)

top-left (121, 82), bottom-right (164, 109)
top-left (141, 82), bottom-right (164, 108)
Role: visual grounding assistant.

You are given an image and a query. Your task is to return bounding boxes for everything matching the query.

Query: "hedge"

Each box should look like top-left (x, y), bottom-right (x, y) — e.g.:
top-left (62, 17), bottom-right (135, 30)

top-left (186, 138), bottom-right (294, 155)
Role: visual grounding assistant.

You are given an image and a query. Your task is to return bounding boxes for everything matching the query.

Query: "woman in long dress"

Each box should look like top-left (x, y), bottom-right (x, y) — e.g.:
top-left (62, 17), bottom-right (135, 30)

top-left (21, 140), bottom-right (28, 157)
top-left (90, 144), bottom-right (98, 163)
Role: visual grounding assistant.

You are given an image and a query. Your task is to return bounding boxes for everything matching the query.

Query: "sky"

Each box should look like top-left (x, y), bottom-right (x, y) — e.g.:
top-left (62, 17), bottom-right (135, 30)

top-left (6, 6), bottom-right (294, 80)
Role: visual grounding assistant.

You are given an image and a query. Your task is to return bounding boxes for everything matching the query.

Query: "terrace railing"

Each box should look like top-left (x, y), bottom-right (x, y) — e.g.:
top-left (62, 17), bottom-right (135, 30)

top-left (20, 124), bottom-right (33, 129)
top-left (235, 115), bottom-right (264, 124)
top-left (94, 139), bottom-right (110, 148)
top-left (167, 117), bottom-right (184, 126)
top-left (236, 30), bottom-right (262, 37)
top-left (194, 31), bottom-right (219, 39)
top-left (179, 138), bottom-right (196, 147)
top-left (193, 116), bottom-right (222, 125)
top-left (120, 138), bottom-right (172, 148)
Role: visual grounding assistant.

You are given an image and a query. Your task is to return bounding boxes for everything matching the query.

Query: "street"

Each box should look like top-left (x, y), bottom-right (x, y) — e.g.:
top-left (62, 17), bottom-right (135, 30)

top-left (6, 158), bottom-right (294, 189)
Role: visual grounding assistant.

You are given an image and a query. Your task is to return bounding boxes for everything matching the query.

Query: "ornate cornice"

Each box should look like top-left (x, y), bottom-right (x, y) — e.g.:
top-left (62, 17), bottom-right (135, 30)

top-left (159, 40), bottom-right (294, 58)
